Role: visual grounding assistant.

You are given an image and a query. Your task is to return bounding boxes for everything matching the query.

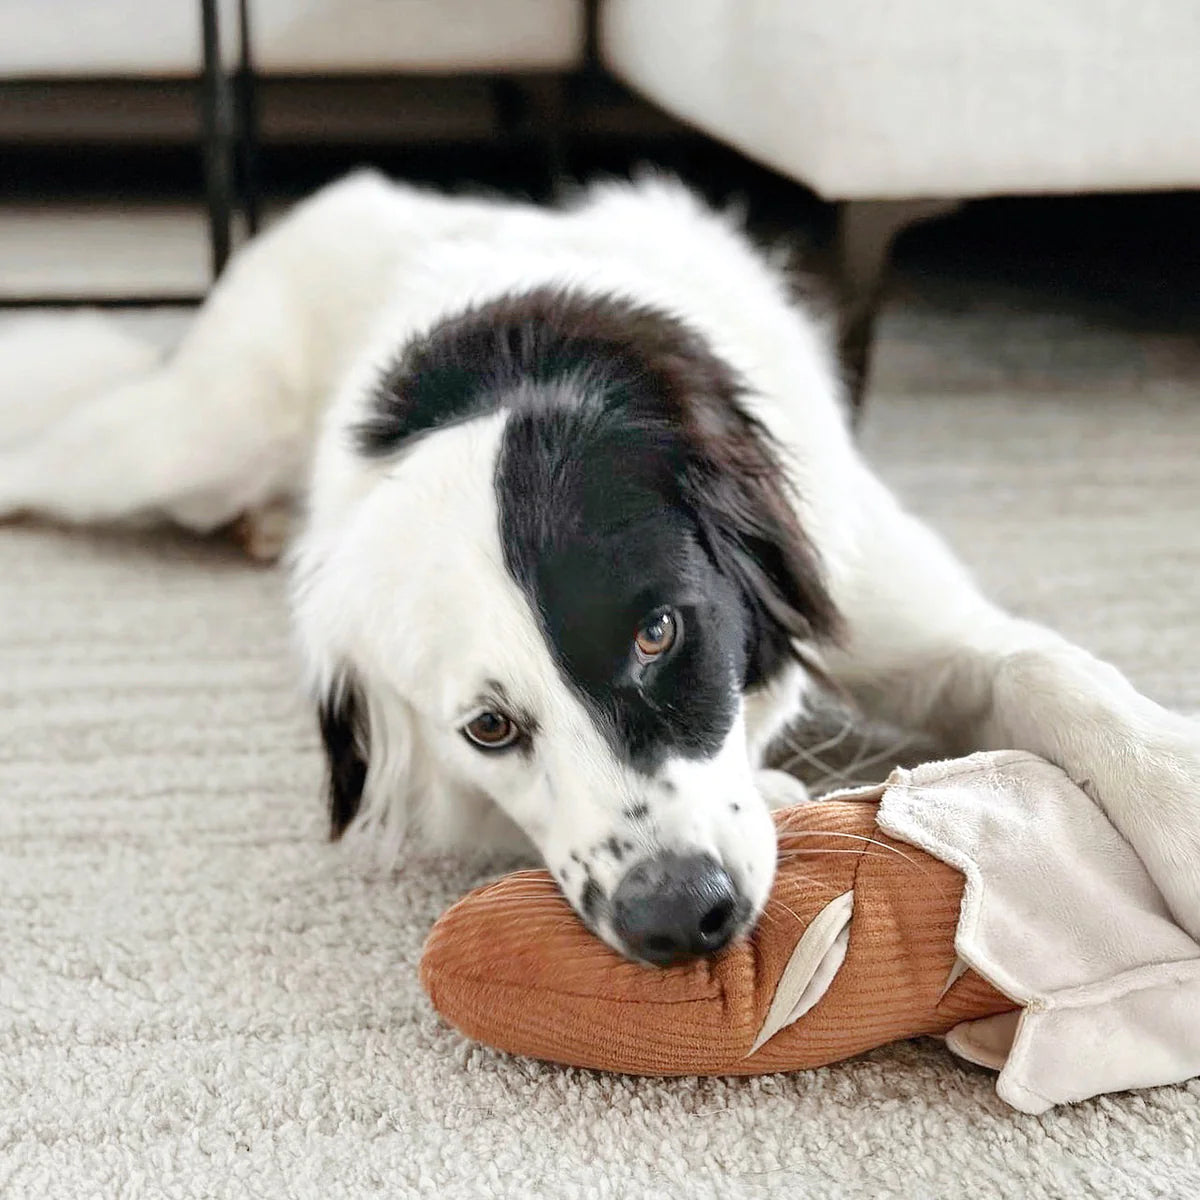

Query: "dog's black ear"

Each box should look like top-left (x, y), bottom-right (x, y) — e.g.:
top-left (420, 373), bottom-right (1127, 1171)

top-left (676, 392), bottom-right (843, 686)
top-left (593, 295), bottom-right (844, 684)
top-left (317, 674), bottom-right (369, 840)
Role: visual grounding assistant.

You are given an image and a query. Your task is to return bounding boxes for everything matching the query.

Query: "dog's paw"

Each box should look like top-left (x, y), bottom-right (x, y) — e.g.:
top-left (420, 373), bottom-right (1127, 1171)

top-left (229, 499), bottom-right (295, 563)
top-left (0, 449), bottom-right (34, 523)
top-left (755, 768), bottom-right (812, 812)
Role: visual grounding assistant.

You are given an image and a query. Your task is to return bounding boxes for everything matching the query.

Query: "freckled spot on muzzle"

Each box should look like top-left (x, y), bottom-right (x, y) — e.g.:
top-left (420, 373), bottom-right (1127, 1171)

top-left (580, 876), bottom-right (604, 921)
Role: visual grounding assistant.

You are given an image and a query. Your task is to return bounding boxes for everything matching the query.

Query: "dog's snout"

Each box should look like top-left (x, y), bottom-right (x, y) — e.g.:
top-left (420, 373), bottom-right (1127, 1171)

top-left (610, 852), bottom-right (743, 966)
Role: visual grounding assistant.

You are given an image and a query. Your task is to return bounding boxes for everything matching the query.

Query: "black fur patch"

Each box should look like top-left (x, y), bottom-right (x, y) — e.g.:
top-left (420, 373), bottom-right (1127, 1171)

top-left (318, 674), bottom-right (368, 839)
top-left (580, 876), bottom-right (603, 921)
top-left (485, 287), bottom-right (841, 772)
top-left (355, 318), bottom-right (509, 456)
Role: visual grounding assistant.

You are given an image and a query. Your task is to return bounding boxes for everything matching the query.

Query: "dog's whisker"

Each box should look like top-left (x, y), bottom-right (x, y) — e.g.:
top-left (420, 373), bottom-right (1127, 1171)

top-left (779, 722), bottom-right (923, 798)
top-left (776, 847), bottom-right (884, 860)
top-left (767, 873), bottom-right (834, 900)
top-left (764, 894), bottom-right (834, 928)
top-left (775, 829), bottom-right (914, 859)
top-left (776, 740), bottom-right (844, 785)
top-left (774, 712), bottom-right (857, 778)
top-left (802, 714), bottom-right (858, 759)
top-left (754, 906), bottom-right (787, 934)
top-left (490, 891), bottom-right (572, 904)
top-left (489, 891), bottom-right (567, 902)
top-left (837, 730), bottom-right (921, 782)
top-left (776, 708), bottom-right (860, 765)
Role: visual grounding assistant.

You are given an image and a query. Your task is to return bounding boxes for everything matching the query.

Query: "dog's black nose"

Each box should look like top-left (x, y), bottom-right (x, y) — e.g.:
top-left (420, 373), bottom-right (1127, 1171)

top-left (611, 852), bottom-right (742, 965)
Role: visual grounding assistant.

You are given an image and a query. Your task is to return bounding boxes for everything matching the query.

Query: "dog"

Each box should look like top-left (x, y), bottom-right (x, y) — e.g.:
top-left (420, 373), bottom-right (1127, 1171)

top-left (3, 170), bottom-right (1198, 965)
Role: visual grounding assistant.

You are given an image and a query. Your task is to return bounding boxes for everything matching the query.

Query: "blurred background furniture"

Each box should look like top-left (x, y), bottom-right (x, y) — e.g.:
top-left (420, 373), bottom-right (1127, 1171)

top-left (600, 0), bottom-right (1200, 410)
top-left (0, 0), bottom-right (607, 304)
top-left (0, 1), bottom-right (597, 280)
top-left (190, 0), bottom-right (593, 275)
top-left (2, 0), bottom-right (1198, 416)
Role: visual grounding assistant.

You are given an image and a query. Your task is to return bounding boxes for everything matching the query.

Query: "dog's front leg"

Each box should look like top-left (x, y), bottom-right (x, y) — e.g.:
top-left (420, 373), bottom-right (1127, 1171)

top-left (976, 630), bottom-right (1200, 939)
top-left (824, 473), bottom-right (1200, 939)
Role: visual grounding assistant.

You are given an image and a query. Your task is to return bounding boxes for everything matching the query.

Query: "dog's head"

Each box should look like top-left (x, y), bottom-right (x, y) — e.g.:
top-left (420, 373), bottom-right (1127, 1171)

top-left (292, 288), bottom-right (840, 964)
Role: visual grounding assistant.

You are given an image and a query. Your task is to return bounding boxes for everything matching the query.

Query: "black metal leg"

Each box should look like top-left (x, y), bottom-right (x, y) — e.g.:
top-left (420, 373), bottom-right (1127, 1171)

top-left (835, 198), bottom-right (961, 426)
top-left (582, 0), bottom-right (602, 74)
top-left (524, 75), bottom-right (569, 200)
top-left (236, 0), bottom-right (260, 236)
top-left (199, 0), bottom-right (237, 279)
top-left (493, 76), bottom-right (569, 202)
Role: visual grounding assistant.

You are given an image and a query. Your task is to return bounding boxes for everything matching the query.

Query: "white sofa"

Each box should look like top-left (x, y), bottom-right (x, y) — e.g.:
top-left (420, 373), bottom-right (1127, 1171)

top-left (599, 0), bottom-right (1200, 412)
top-left (600, 0), bottom-right (1200, 202)
top-left (0, 0), bottom-right (586, 294)
top-left (0, 0), bottom-right (584, 76)
top-left (9, 0), bottom-right (1195, 200)
top-left (5, 0), bottom-right (1195, 408)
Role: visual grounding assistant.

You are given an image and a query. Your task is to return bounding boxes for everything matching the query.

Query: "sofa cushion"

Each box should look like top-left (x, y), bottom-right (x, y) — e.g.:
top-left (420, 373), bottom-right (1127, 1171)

top-left (601, 0), bottom-right (1200, 199)
top-left (0, 0), bottom-right (583, 78)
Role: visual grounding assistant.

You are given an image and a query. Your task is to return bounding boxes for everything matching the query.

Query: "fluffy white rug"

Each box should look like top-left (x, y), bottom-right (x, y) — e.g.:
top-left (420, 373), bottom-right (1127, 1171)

top-left (2, 283), bottom-right (1199, 1198)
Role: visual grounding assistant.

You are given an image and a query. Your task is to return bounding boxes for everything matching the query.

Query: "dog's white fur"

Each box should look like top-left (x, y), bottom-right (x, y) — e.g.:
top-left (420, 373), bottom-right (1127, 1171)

top-left (4, 170), bottom-right (1199, 952)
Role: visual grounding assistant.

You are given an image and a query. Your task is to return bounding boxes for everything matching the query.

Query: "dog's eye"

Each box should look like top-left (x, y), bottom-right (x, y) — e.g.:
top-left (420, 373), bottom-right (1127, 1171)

top-left (463, 710), bottom-right (521, 751)
top-left (634, 608), bottom-right (679, 661)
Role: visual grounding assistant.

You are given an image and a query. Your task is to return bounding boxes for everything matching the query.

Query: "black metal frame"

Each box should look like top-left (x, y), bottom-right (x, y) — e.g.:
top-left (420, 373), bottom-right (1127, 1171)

top-left (196, 0), bottom-right (579, 277)
top-left (235, 0), bottom-right (261, 237)
top-left (199, 0), bottom-right (259, 280)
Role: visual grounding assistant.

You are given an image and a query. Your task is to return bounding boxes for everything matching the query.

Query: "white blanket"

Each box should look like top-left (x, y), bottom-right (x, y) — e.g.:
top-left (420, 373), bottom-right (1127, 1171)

top-left (877, 750), bottom-right (1200, 1114)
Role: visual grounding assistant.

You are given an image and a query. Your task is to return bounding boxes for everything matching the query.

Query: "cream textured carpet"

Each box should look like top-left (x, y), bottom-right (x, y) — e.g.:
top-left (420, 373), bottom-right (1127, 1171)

top-left (2, 278), bottom-right (1199, 1199)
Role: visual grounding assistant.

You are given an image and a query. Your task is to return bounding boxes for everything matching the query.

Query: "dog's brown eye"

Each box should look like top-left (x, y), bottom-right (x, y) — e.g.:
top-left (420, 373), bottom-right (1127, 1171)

top-left (635, 609), bottom-right (678, 661)
top-left (463, 711), bottom-right (520, 750)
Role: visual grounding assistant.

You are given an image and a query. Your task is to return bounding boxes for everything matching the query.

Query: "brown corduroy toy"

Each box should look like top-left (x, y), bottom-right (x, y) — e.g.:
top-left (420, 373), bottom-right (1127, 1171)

top-left (419, 787), bottom-right (1018, 1077)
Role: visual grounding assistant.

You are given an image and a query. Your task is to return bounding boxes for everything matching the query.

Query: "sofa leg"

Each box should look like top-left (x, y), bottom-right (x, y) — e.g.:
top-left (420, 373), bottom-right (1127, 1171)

top-left (836, 198), bottom-right (960, 425)
top-left (199, 0), bottom-right (237, 279)
top-left (235, 0), bottom-right (261, 237)
top-left (524, 75), bottom-right (569, 200)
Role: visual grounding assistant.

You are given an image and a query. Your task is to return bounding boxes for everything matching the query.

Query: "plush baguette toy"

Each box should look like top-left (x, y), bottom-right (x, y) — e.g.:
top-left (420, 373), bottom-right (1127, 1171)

top-left (421, 751), bottom-right (1200, 1113)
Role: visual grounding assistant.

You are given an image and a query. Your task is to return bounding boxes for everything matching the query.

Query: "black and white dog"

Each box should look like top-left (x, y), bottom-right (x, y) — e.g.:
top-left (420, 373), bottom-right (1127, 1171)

top-left (3, 172), bottom-right (1199, 964)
